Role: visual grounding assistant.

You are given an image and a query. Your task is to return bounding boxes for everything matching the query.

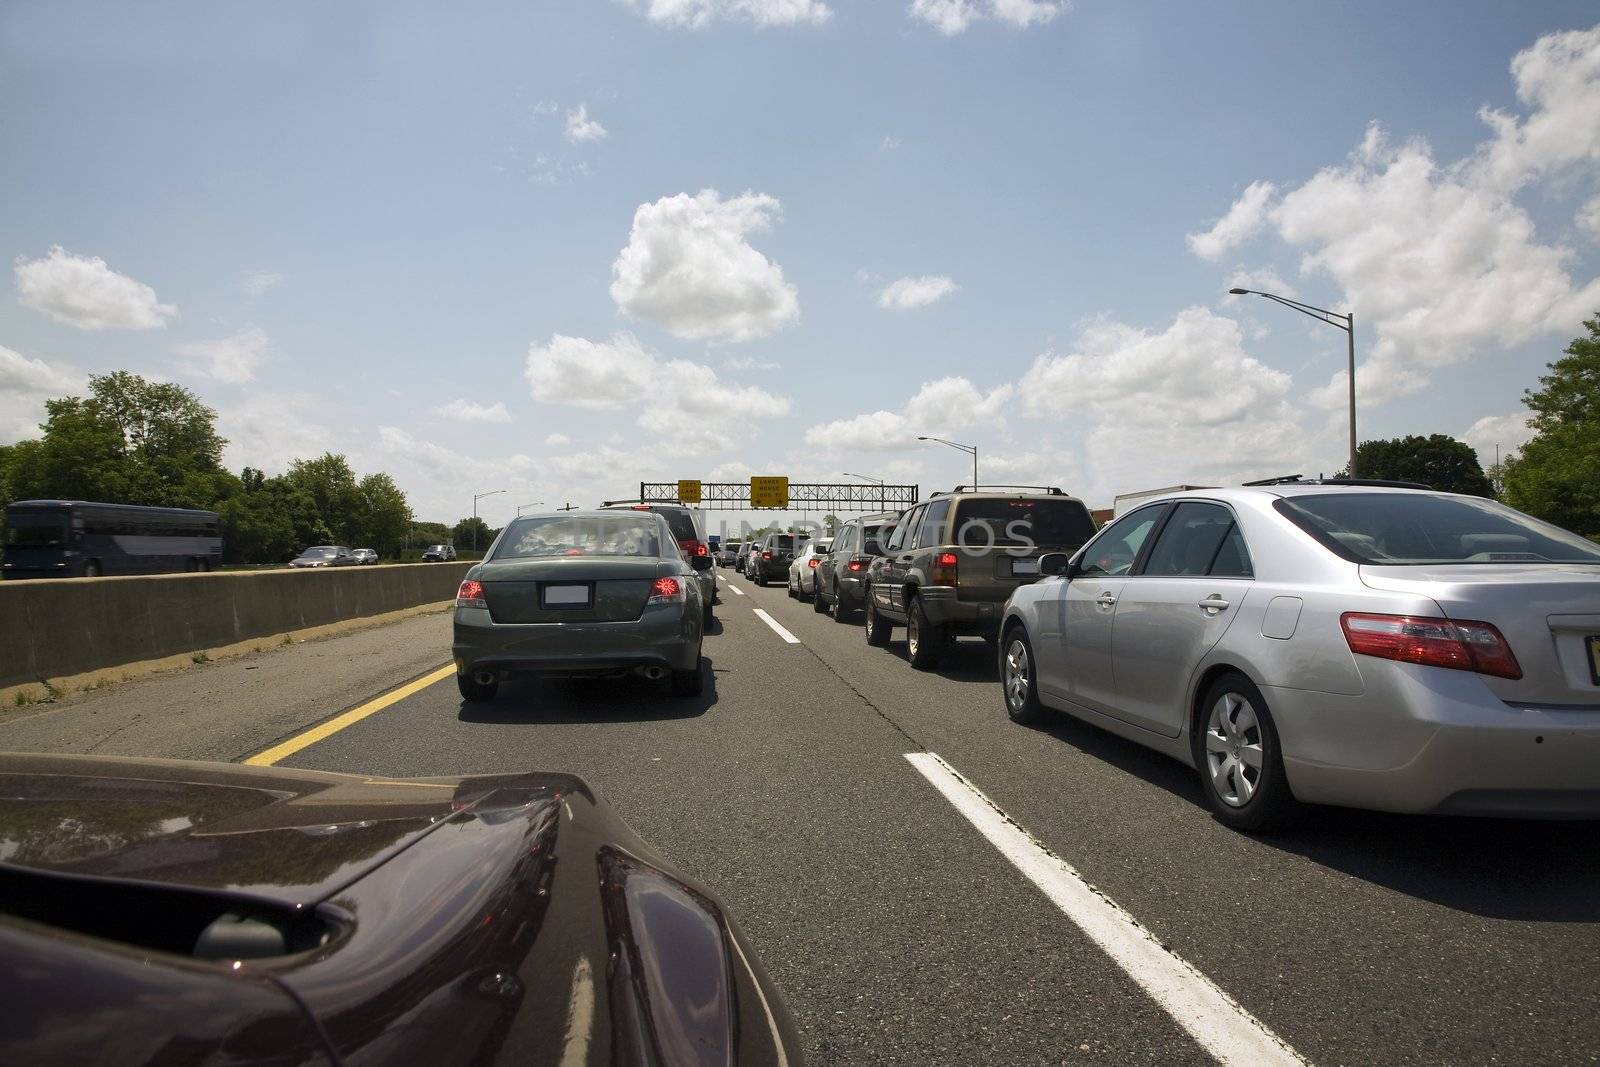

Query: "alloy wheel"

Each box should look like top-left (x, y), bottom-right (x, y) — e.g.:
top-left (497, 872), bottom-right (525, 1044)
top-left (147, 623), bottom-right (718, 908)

top-left (1004, 639), bottom-right (1030, 711)
top-left (907, 609), bottom-right (921, 658)
top-left (1204, 692), bottom-right (1264, 807)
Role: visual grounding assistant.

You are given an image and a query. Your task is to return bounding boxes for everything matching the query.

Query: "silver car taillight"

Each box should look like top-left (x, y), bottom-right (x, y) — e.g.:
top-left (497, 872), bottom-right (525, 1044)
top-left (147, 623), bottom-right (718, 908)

top-left (1340, 612), bottom-right (1522, 680)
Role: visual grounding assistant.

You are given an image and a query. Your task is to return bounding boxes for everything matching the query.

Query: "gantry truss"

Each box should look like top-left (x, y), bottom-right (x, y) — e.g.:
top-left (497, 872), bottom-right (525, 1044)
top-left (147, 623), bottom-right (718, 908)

top-left (636, 482), bottom-right (920, 512)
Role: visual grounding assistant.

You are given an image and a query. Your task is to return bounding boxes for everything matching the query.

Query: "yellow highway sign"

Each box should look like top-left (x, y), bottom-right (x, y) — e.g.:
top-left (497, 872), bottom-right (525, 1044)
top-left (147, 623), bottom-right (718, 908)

top-left (677, 479), bottom-right (702, 504)
top-left (750, 476), bottom-right (789, 509)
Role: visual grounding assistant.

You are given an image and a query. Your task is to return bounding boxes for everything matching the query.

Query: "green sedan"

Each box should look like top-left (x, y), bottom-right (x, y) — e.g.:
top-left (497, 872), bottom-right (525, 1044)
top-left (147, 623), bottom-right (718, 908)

top-left (453, 511), bottom-right (712, 701)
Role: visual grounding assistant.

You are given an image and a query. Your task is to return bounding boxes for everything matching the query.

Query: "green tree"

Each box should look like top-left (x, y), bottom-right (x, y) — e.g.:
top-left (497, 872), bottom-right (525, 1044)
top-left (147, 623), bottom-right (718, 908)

top-left (452, 516), bottom-right (493, 551)
top-left (1504, 314), bottom-right (1600, 539)
top-left (285, 454), bottom-right (363, 544)
top-left (356, 473), bottom-right (411, 557)
top-left (1337, 435), bottom-right (1494, 497)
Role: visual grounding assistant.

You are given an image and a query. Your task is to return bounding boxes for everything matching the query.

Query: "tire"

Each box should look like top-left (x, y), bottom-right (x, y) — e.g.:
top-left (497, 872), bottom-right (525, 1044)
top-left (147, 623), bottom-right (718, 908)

top-left (812, 580), bottom-right (829, 613)
top-left (457, 672), bottom-right (499, 703)
top-left (1193, 672), bottom-right (1300, 832)
top-left (754, 571), bottom-right (766, 587)
top-left (864, 588), bottom-right (892, 647)
top-left (670, 654), bottom-right (704, 697)
top-left (702, 601), bottom-right (714, 628)
top-left (1001, 626), bottom-right (1046, 725)
top-left (197, 558), bottom-right (211, 573)
top-left (831, 581), bottom-right (854, 623)
top-left (84, 561), bottom-right (102, 578)
top-left (906, 595), bottom-right (945, 670)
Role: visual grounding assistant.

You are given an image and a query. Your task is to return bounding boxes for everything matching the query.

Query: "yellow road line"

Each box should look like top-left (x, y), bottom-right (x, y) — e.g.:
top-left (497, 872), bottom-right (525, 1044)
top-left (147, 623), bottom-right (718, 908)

top-left (244, 664), bottom-right (456, 766)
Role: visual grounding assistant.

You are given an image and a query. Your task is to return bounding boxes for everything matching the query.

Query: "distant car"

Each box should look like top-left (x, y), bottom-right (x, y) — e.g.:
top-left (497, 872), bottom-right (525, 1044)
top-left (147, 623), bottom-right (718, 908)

top-left (745, 533), bottom-right (801, 586)
top-left (289, 545), bottom-right (356, 568)
top-left (999, 481), bottom-right (1600, 830)
top-left (422, 544), bottom-right (457, 562)
top-left (816, 512), bottom-right (900, 620)
top-left (0, 751), bottom-right (803, 1066)
top-left (787, 539), bottom-right (833, 601)
top-left (454, 510), bottom-right (712, 700)
top-left (735, 541), bottom-right (754, 572)
top-left (864, 486), bottom-right (1096, 668)
top-left (599, 501), bottom-right (716, 627)
top-left (718, 541), bottom-right (743, 568)
top-left (351, 548), bottom-right (379, 565)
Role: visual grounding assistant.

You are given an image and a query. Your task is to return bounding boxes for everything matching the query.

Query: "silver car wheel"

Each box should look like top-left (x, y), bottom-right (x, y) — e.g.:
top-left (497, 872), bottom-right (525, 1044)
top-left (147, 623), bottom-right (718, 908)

top-left (907, 608), bottom-right (921, 657)
top-left (1204, 692), bottom-right (1264, 807)
top-left (1003, 639), bottom-right (1030, 710)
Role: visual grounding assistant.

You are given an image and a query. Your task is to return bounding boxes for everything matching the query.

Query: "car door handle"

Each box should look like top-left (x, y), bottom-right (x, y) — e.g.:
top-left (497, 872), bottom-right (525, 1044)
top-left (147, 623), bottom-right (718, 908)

top-left (898, 555), bottom-right (913, 563)
top-left (1199, 595), bottom-right (1230, 613)
top-left (1096, 592), bottom-right (1117, 607)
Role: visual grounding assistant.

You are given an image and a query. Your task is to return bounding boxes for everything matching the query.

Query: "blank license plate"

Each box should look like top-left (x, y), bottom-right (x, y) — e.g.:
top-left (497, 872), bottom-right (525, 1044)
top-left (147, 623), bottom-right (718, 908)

top-left (1588, 636), bottom-right (1600, 685)
top-left (1011, 557), bottom-right (1039, 576)
top-left (542, 584), bottom-right (591, 608)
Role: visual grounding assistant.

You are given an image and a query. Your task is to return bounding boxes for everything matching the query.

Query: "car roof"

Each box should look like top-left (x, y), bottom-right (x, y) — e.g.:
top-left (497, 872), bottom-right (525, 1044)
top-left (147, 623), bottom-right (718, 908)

top-left (1131, 484), bottom-right (1447, 509)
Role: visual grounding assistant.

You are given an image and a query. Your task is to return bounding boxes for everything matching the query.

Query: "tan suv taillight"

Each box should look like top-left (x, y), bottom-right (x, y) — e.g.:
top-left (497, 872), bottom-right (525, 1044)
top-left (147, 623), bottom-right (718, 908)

top-left (932, 551), bottom-right (958, 585)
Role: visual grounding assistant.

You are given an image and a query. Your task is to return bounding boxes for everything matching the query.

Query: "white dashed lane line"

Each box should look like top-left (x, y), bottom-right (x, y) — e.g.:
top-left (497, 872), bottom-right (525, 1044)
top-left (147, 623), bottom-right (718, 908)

top-left (752, 608), bottom-right (802, 644)
top-left (905, 752), bottom-right (1309, 1067)
top-left (723, 583), bottom-right (745, 596)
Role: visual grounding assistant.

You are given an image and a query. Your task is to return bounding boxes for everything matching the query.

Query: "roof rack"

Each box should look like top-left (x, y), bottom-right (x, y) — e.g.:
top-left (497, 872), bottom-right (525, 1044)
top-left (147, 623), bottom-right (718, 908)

top-left (932, 484), bottom-right (1067, 497)
top-left (1241, 475), bottom-right (1430, 490)
top-left (598, 498), bottom-right (687, 507)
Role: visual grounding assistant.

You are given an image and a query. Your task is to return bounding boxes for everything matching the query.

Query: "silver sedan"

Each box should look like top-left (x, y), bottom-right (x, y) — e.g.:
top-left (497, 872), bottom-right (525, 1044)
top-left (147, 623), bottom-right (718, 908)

top-left (999, 483), bottom-right (1600, 831)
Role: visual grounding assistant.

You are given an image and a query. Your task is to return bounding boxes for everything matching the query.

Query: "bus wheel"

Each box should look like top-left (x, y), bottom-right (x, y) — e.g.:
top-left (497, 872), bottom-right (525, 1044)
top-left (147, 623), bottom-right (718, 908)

top-left (84, 561), bottom-right (102, 578)
top-left (197, 559), bottom-right (211, 573)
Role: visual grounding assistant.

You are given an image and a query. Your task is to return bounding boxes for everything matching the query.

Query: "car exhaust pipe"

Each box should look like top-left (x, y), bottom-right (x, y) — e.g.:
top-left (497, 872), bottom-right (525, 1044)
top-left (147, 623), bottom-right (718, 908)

top-left (639, 666), bottom-right (666, 681)
top-left (473, 669), bottom-right (498, 687)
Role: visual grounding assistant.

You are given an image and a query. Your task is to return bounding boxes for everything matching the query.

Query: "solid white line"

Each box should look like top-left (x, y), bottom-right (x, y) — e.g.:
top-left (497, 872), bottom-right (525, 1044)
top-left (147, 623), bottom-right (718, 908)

top-left (904, 752), bottom-right (1308, 1067)
top-left (752, 608), bottom-right (801, 644)
top-left (724, 584), bottom-right (745, 596)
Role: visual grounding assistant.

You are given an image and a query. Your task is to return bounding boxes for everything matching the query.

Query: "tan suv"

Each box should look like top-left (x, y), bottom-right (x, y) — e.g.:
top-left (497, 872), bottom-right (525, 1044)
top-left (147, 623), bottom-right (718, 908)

top-left (863, 486), bottom-right (1096, 669)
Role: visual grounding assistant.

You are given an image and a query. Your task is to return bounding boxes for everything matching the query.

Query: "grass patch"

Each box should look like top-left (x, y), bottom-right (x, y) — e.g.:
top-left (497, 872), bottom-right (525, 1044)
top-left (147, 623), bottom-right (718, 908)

top-left (190, 650), bottom-right (210, 664)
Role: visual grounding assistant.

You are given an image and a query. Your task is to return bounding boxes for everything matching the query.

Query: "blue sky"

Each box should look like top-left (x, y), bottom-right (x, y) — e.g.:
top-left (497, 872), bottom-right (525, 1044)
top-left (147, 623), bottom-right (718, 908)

top-left (3, 1), bottom-right (1599, 531)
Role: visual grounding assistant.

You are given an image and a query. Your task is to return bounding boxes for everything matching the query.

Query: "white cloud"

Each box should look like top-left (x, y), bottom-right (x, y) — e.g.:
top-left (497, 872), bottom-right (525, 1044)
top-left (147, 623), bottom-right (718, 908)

top-left (1469, 24), bottom-right (1600, 195)
top-left (909, 0), bottom-right (1062, 34)
top-left (242, 271), bottom-right (283, 297)
top-left (803, 376), bottom-right (1011, 453)
top-left (433, 398), bottom-right (512, 423)
top-left (1192, 25), bottom-right (1600, 408)
top-left (1186, 181), bottom-right (1277, 260)
top-left (1461, 411), bottom-right (1537, 466)
top-left (0, 345), bottom-right (84, 443)
top-left (723, 355), bottom-right (779, 371)
top-left (621, 0), bottom-right (831, 28)
top-left (174, 327), bottom-right (269, 384)
top-left (880, 135), bottom-right (902, 152)
top-left (610, 189), bottom-right (800, 343)
top-left (564, 104), bottom-right (608, 143)
top-left (544, 432), bottom-right (572, 447)
top-left (877, 275), bottom-right (958, 310)
top-left (14, 247), bottom-right (177, 330)
top-left (526, 331), bottom-right (790, 454)
top-left (218, 393), bottom-right (339, 474)
top-left (1578, 194), bottom-right (1600, 241)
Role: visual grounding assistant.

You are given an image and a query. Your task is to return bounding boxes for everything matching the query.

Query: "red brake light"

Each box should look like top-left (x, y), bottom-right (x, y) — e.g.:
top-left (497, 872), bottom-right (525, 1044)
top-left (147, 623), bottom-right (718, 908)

top-left (1340, 613), bottom-right (1521, 680)
top-left (456, 579), bottom-right (486, 608)
top-left (649, 576), bottom-right (683, 602)
top-left (808, 558), bottom-right (819, 567)
top-left (631, 505), bottom-right (651, 510)
top-left (932, 552), bottom-right (959, 585)
top-left (936, 552), bottom-right (959, 566)
top-left (679, 539), bottom-right (706, 556)
top-left (847, 560), bottom-right (864, 572)
top-left (762, 551), bottom-right (772, 560)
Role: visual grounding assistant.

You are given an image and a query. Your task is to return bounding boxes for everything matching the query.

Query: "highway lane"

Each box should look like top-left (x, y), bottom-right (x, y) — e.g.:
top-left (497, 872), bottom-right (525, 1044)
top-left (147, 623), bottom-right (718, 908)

top-left (3, 569), bottom-right (1598, 1064)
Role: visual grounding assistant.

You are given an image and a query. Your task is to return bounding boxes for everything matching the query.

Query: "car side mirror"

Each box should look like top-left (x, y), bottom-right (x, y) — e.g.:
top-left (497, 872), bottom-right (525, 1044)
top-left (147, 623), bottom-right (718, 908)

top-left (691, 554), bottom-right (713, 571)
top-left (1039, 552), bottom-right (1071, 577)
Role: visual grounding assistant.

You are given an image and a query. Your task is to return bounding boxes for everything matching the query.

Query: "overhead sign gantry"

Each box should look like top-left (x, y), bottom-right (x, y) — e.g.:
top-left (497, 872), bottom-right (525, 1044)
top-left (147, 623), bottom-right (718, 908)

top-left (637, 478), bottom-right (919, 512)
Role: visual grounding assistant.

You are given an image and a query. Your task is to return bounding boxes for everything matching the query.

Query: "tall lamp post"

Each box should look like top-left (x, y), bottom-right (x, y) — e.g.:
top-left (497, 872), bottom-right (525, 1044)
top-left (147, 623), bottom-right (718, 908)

top-left (472, 489), bottom-right (505, 552)
top-left (841, 472), bottom-right (884, 485)
top-left (1228, 288), bottom-right (1358, 477)
top-left (916, 436), bottom-right (978, 489)
top-left (516, 501), bottom-right (545, 516)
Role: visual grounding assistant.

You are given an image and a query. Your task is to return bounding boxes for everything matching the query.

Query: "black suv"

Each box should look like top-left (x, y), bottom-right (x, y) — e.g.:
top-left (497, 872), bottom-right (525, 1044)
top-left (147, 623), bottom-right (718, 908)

top-left (814, 511), bottom-right (900, 620)
top-left (746, 532), bottom-right (801, 586)
top-left (863, 486), bottom-right (1096, 668)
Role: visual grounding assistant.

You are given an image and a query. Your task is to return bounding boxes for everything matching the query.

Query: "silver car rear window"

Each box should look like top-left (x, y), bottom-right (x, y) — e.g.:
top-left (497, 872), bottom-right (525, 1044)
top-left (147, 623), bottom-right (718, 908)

top-left (495, 515), bottom-right (663, 559)
top-left (1276, 494), bottom-right (1600, 565)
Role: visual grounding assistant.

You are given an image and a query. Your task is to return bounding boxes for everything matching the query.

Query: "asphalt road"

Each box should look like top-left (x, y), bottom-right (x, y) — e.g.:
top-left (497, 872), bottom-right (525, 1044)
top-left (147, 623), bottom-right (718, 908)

top-left (4, 569), bottom-right (1598, 1065)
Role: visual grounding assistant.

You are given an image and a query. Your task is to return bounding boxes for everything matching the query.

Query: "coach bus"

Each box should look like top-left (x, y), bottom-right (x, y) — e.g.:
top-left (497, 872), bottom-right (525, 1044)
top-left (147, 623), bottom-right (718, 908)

top-left (1, 500), bottom-right (223, 579)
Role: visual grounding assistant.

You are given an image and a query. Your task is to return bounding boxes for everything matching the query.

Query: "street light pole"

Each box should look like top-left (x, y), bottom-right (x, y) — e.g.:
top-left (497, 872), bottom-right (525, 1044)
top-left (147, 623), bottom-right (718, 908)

top-left (472, 489), bottom-right (506, 552)
top-left (841, 472), bottom-right (885, 485)
top-left (916, 436), bottom-right (978, 488)
top-left (516, 502), bottom-right (545, 516)
top-left (1229, 288), bottom-right (1358, 477)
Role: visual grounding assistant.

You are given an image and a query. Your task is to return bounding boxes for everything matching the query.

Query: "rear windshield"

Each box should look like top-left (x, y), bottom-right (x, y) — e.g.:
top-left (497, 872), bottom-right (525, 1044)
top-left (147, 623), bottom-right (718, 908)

top-left (1276, 493), bottom-right (1600, 565)
top-left (615, 507), bottom-right (698, 544)
top-left (305, 547), bottom-right (338, 557)
top-left (863, 522), bottom-right (894, 547)
top-left (495, 515), bottom-right (663, 559)
top-left (4, 513), bottom-right (68, 548)
top-left (953, 499), bottom-right (1096, 548)
top-left (769, 535), bottom-right (796, 550)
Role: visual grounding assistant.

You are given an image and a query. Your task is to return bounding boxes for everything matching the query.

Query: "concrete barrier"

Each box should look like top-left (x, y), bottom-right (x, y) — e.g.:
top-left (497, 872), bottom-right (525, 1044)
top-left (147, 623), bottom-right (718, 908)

top-left (0, 563), bottom-right (472, 688)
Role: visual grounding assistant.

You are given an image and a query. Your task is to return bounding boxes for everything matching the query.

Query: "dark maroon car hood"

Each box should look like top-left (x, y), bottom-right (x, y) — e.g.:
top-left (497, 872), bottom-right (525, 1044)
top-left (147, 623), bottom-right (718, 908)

top-left (0, 753), bottom-right (562, 906)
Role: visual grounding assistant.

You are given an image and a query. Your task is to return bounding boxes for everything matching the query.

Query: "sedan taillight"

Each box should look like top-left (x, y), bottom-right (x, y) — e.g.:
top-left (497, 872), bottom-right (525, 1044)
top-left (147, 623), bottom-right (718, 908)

top-left (931, 551), bottom-right (958, 585)
top-left (847, 560), bottom-right (864, 572)
top-left (1340, 612), bottom-right (1522, 680)
top-left (456, 579), bottom-right (486, 609)
top-left (649, 576), bottom-right (684, 603)
top-left (762, 551), bottom-right (772, 560)
top-left (807, 558), bottom-right (820, 568)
